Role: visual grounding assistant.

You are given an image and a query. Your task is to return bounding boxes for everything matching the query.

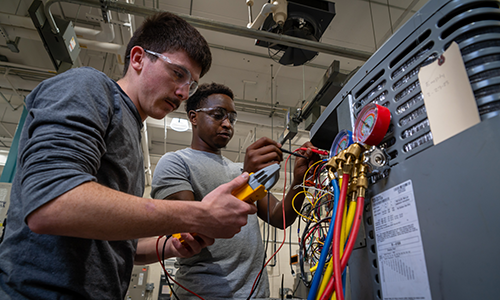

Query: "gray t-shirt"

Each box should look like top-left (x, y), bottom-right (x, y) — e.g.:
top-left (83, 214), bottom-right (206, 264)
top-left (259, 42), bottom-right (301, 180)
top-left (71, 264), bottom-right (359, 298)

top-left (151, 148), bottom-right (270, 299)
top-left (0, 67), bottom-right (144, 299)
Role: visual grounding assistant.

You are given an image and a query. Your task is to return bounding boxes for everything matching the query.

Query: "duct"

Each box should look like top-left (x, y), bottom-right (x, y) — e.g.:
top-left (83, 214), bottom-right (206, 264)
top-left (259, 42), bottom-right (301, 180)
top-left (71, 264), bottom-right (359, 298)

top-left (43, 0), bottom-right (373, 61)
top-left (0, 12), bottom-right (125, 61)
top-left (83, 12), bottom-right (117, 43)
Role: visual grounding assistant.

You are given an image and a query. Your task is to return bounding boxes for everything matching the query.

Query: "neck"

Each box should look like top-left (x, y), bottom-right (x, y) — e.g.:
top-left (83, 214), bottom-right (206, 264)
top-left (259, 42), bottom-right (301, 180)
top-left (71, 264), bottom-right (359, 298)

top-left (117, 76), bottom-right (147, 121)
top-left (190, 136), bottom-right (221, 155)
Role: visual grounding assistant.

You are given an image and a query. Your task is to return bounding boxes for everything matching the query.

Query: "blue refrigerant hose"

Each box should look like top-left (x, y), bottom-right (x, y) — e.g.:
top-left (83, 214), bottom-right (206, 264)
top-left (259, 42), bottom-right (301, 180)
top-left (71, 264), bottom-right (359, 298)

top-left (307, 179), bottom-right (340, 300)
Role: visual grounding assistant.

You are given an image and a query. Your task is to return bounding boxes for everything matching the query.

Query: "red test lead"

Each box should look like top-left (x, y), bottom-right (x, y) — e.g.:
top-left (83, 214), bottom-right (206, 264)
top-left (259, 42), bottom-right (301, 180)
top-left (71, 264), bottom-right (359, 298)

top-left (298, 147), bottom-right (329, 156)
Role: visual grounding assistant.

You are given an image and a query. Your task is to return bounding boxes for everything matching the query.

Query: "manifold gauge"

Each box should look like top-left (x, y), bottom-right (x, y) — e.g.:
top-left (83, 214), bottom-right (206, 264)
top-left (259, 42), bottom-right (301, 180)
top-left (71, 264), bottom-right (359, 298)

top-left (353, 103), bottom-right (391, 146)
top-left (330, 129), bottom-right (353, 158)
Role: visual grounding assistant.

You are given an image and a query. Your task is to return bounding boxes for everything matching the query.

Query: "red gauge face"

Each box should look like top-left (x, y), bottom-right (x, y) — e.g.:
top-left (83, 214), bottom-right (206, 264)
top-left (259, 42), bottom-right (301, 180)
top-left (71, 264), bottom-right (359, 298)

top-left (353, 103), bottom-right (391, 146)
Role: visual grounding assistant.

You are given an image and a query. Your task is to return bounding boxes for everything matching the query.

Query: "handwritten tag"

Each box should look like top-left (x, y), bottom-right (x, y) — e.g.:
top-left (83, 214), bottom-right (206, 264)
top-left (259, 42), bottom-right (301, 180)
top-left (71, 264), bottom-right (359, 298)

top-left (418, 42), bottom-right (480, 145)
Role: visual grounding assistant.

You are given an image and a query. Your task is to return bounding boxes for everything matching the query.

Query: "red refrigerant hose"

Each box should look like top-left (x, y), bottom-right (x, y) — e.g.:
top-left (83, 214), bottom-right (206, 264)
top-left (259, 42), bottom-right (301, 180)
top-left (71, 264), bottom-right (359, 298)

top-left (320, 195), bottom-right (366, 300)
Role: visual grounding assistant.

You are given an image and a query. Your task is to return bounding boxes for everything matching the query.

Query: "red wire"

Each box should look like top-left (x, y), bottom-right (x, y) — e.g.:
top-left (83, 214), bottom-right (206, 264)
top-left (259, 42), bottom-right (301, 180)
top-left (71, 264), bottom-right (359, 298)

top-left (332, 174), bottom-right (350, 300)
top-left (249, 153), bottom-right (291, 295)
top-left (298, 147), bottom-right (329, 156)
top-left (319, 196), bottom-right (365, 300)
top-left (155, 236), bottom-right (205, 300)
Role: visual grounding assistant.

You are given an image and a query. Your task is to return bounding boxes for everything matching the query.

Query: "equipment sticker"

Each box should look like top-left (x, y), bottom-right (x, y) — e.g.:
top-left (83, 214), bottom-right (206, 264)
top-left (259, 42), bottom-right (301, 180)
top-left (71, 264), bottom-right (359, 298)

top-left (372, 180), bottom-right (432, 300)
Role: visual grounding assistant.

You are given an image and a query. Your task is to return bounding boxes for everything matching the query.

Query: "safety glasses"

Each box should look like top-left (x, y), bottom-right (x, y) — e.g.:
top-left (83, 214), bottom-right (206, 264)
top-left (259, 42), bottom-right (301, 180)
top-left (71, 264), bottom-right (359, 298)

top-left (195, 107), bottom-right (237, 125)
top-left (144, 49), bottom-right (198, 97)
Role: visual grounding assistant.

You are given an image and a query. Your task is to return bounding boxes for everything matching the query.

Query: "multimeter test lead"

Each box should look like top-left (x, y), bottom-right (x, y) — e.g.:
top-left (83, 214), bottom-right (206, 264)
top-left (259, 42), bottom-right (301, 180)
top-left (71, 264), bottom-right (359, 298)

top-left (280, 148), bottom-right (308, 159)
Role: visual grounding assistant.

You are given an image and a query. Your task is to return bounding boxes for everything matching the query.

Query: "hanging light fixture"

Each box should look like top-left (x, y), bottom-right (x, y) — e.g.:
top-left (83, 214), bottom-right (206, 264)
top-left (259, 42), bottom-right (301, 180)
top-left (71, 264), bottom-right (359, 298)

top-left (170, 118), bottom-right (190, 132)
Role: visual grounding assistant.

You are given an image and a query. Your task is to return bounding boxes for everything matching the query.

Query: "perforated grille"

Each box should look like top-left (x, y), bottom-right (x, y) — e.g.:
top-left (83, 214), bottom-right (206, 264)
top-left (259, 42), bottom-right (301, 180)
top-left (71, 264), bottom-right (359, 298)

top-left (345, 0), bottom-right (500, 165)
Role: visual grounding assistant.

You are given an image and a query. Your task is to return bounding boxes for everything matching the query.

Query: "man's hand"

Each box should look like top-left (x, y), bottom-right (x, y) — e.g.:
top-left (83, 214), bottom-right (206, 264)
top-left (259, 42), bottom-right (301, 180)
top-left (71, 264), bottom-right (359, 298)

top-left (244, 137), bottom-right (283, 173)
top-left (197, 173), bottom-right (258, 238)
top-left (168, 233), bottom-right (214, 258)
top-left (291, 141), bottom-right (321, 182)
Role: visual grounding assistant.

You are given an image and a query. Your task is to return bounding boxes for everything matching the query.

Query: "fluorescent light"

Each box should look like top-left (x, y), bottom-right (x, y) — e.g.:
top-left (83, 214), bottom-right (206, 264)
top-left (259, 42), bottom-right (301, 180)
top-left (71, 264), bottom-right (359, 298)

top-left (170, 118), bottom-right (190, 132)
top-left (0, 150), bottom-right (8, 166)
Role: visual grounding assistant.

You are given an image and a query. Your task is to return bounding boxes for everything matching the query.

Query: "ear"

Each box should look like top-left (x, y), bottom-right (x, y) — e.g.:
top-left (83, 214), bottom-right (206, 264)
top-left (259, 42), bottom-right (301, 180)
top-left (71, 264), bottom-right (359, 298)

top-left (129, 46), bottom-right (145, 73)
top-left (188, 110), bottom-right (198, 126)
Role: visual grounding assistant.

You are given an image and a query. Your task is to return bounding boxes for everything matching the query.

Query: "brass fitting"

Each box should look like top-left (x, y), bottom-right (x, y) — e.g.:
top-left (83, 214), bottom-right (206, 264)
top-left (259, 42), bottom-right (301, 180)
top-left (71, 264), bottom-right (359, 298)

top-left (335, 150), bottom-right (347, 177)
top-left (345, 143), bottom-right (365, 165)
top-left (325, 157), bottom-right (338, 181)
top-left (348, 158), bottom-right (360, 196)
top-left (341, 143), bottom-right (366, 176)
top-left (356, 162), bottom-right (369, 198)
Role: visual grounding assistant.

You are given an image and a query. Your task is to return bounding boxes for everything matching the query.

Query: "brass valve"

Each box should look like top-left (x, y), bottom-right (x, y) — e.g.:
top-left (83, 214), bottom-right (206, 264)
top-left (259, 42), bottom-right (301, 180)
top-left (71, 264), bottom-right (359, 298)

top-left (349, 158), bottom-right (361, 196)
top-left (335, 150), bottom-right (347, 177)
top-left (356, 160), bottom-right (369, 198)
top-left (342, 143), bottom-right (365, 175)
top-left (325, 156), bottom-right (338, 181)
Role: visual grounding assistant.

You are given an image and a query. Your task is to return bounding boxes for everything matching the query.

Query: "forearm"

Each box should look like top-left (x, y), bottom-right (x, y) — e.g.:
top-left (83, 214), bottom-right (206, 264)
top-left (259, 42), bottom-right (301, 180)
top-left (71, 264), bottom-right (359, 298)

top-left (27, 182), bottom-right (209, 241)
top-left (135, 237), bottom-right (172, 265)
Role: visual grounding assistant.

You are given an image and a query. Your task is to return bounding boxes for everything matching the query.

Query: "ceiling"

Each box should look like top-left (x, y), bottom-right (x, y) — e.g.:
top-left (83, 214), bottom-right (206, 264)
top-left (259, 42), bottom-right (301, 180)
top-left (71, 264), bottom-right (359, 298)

top-left (0, 0), bottom-right (429, 192)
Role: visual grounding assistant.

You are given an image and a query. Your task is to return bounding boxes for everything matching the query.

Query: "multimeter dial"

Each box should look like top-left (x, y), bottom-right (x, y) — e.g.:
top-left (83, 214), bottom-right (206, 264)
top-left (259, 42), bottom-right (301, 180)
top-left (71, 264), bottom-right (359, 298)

top-left (330, 130), bottom-right (353, 158)
top-left (353, 103), bottom-right (391, 146)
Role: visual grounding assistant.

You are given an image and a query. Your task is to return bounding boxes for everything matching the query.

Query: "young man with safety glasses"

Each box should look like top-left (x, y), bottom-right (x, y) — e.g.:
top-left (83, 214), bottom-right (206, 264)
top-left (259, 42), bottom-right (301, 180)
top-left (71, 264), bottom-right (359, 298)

top-left (0, 13), bottom-right (257, 299)
top-left (151, 82), bottom-right (319, 299)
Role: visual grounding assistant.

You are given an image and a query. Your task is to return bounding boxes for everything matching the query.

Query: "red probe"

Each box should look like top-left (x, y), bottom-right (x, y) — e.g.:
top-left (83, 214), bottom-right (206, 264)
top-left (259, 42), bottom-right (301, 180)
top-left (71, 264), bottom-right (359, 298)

top-left (298, 147), bottom-right (329, 156)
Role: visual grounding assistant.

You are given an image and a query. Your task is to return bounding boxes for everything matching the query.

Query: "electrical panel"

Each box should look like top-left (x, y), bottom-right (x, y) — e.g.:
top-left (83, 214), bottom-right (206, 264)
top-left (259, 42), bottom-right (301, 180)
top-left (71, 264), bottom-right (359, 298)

top-left (125, 265), bottom-right (149, 300)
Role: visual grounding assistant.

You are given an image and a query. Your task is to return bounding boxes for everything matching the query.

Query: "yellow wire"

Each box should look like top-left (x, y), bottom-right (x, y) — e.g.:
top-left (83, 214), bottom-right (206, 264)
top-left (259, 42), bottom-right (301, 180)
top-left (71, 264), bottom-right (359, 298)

top-left (310, 261), bottom-right (318, 273)
top-left (303, 160), bottom-right (325, 193)
top-left (292, 190), bottom-right (318, 223)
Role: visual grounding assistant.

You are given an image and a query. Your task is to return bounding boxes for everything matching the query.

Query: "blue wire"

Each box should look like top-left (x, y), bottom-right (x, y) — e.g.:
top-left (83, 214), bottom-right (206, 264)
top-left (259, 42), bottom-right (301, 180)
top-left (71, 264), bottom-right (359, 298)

top-left (307, 179), bottom-right (340, 300)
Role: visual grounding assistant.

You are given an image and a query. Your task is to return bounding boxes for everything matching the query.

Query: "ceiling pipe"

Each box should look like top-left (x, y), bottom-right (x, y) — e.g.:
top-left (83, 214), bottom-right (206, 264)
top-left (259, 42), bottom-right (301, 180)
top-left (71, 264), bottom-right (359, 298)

top-left (44, 0), bottom-right (373, 61)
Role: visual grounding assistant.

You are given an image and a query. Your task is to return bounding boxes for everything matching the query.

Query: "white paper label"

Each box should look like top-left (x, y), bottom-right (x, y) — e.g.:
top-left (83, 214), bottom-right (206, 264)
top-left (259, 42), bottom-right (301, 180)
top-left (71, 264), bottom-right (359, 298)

top-left (372, 180), bottom-right (432, 300)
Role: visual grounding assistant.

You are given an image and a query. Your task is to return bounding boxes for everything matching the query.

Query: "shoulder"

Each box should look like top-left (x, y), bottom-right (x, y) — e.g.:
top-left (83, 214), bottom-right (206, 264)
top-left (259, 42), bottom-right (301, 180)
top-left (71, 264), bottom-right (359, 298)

top-left (158, 148), bottom-right (191, 163)
top-left (27, 67), bottom-right (115, 105)
top-left (46, 67), bottom-right (110, 87)
top-left (155, 149), bottom-right (193, 173)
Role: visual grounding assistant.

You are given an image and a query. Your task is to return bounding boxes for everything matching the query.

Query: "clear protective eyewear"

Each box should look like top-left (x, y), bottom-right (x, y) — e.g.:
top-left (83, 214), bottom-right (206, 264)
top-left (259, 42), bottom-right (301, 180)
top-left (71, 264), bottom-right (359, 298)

top-left (195, 107), bottom-right (238, 125)
top-left (144, 49), bottom-right (198, 97)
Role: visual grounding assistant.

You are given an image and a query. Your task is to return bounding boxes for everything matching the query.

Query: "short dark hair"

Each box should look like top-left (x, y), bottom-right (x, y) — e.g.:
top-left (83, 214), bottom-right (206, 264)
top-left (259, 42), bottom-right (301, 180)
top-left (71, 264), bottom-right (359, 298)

top-left (185, 82), bottom-right (234, 113)
top-left (123, 12), bottom-right (211, 77)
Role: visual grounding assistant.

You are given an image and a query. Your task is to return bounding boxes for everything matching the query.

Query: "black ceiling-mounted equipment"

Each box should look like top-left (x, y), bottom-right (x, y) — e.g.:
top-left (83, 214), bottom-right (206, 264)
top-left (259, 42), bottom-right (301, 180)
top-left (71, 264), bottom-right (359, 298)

top-left (256, 0), bottom-right (336, 66)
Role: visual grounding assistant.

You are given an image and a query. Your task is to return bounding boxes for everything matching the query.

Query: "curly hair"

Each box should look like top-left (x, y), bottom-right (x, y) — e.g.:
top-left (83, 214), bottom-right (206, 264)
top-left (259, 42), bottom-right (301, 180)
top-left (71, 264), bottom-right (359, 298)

top-left (123, 12), bottom-right (211, 77)
top-left (185, 82), bottom-right (234, 113)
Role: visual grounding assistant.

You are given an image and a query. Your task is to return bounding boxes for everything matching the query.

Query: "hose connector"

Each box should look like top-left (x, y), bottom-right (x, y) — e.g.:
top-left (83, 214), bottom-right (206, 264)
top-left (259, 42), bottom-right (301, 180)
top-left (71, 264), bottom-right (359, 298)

top-left (325, 157), bottom-right (338, 180)
top-left (345, 143), bottom-right (365, 164)
top-left (349, 159), bottom-right (360, 196)
top-left (356, 162), bottom-right (369, 198)
top-left (335, 150), bottom-right (347, 176)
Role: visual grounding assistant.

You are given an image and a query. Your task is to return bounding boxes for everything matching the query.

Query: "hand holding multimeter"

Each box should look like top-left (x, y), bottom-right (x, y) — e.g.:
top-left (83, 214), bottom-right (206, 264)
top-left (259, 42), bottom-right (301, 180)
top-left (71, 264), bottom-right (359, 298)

top-left (172, 164), bottom-right (281, 246)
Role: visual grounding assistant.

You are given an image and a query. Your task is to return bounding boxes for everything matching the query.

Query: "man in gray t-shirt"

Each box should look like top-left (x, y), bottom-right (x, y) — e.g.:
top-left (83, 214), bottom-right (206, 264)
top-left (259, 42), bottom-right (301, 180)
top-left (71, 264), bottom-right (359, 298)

top-left (151, 82), bottom-right (318, 299)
